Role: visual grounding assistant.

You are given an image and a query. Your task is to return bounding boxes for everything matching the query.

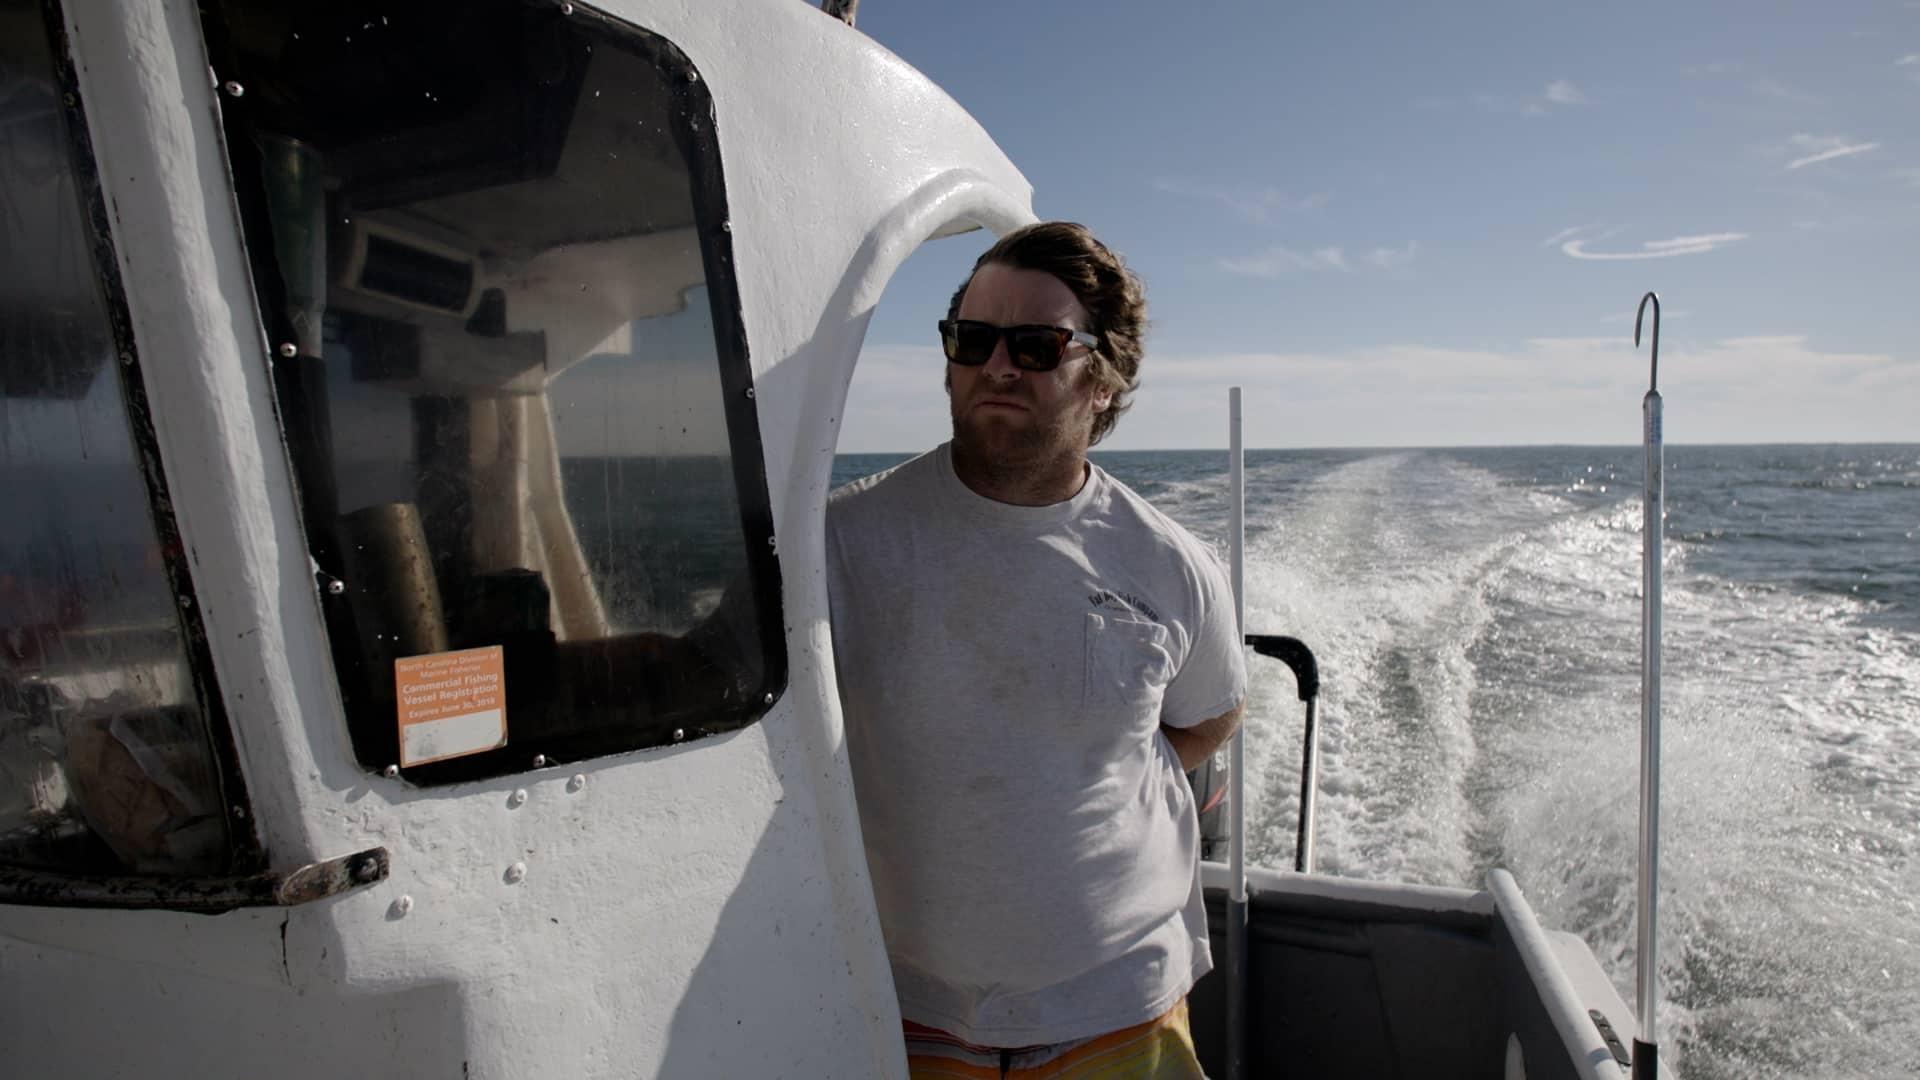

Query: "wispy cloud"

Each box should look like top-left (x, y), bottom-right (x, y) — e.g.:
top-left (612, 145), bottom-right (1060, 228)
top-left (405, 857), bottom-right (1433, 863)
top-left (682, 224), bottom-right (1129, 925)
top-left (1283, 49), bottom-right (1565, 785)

top-left (1465, 79), bottom-right (1591, 117)
top-left (1544, 79), bottom-right (1587, 106)
top-left (1686, 62), bottom-right (1826, 103)
top-left (1364, 241), bottom-right (1420, 271)
top-left (1551, 225), bottom-right (1748, 261)
top-left (1567, 234), bottom-right (1749, 260)
top-left (1599, 307), bottom-right (1689, 326)
top-left (1898, 54), bottom-right (1920, 66)
top-left (1542, 224), bottom-right (1605, 248)
top-left (1784, 133), bottom-right (1882, 170)
top-left (1153, 179), bottom-right (1328, 223)
top-left (1790, 214), bottom-right (1869, 232)
top-left (1218, 246), bottom-right (1351, 275)
top-left (1749, 78), bottom-right (1823, 104)
top-left (1682, 59), bottom-right (1742, 77)
top-left (1219, 239), bottom-right (1421, 276)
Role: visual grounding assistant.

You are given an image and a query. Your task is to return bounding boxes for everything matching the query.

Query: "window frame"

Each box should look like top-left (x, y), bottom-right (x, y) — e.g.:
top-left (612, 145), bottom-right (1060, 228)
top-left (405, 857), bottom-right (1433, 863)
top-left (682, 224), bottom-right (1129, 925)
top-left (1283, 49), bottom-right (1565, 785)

top-left (0, 0), bottom-right (265, 904)
top-left (200, 0), bottom-right (788, 786)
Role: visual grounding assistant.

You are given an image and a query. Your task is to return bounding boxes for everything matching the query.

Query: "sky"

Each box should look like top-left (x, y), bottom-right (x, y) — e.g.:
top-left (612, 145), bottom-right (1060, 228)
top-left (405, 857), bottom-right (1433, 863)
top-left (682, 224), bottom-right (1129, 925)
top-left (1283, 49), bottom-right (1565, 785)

top-left (839, 0), bottom-right (1920, 451)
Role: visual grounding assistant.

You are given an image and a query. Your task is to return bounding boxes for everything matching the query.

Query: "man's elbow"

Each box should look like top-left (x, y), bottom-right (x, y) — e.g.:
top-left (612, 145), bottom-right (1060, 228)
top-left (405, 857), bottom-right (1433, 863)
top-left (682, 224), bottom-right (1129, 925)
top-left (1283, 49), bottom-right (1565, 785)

top-left (1202, 703), bottom-right (1244, 752)
top-left (1165, 702), bottom-right (1244, 769)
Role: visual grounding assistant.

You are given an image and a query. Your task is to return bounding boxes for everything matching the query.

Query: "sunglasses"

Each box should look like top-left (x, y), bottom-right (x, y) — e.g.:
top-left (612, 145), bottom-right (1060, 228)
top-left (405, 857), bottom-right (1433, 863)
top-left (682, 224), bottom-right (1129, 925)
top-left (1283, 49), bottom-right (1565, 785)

top-left (937, 319), bottom-right (1099, 372)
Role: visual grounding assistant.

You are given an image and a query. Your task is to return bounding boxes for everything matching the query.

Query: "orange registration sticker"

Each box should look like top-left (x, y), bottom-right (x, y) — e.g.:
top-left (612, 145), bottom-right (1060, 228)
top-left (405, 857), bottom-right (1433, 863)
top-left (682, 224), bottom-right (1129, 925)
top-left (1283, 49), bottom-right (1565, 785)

top-left (394, 646), bottom-right (507, 767)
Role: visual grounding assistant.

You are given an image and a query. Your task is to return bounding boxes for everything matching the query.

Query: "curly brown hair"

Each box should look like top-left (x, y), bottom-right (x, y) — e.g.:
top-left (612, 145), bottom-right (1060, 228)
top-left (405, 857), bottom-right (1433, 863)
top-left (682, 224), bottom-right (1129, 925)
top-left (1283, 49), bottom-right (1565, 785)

top-left (945, 221), bottom-right (1146, 446)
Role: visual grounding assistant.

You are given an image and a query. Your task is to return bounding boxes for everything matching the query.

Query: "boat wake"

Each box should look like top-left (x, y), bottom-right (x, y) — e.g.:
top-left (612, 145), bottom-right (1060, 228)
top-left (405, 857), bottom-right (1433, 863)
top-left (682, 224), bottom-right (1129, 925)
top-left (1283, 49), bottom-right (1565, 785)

top-left (1146, 447), bottom-right (1920, 1080)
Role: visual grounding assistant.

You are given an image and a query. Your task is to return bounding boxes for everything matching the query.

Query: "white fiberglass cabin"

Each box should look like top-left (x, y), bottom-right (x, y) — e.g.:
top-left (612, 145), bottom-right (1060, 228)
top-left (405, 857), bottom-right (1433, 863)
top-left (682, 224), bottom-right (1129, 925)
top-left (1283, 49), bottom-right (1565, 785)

top-left (0, 1), bottom-right (1647, 1076)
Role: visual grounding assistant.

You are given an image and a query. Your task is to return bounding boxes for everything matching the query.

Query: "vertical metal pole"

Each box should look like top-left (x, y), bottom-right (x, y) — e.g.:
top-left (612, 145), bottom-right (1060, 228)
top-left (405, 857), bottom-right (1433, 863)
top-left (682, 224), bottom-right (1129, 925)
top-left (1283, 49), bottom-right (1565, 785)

top-left (1225, 388), bottom-right (1247, 1080)
top-left (1292, 697), bottom-right (1318, 874)
top-left (1631, 292), bottom-right (1664, 1080)
top-left (1633, 385), bottom-right (1663, 1079)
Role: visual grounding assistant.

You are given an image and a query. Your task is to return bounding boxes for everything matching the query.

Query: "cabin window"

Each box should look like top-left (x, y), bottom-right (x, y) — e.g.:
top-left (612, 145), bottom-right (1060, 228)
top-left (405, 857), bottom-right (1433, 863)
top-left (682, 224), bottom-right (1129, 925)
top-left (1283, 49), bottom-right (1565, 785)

top-left (205, 0), bottom-right (783, 783)
top-left (0, 0), bottom-right (244, 877)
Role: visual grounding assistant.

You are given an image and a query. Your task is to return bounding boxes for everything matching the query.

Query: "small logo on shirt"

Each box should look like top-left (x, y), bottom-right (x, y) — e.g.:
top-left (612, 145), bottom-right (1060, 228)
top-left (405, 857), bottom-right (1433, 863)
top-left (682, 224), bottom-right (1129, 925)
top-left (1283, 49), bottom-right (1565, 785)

top-left (1088, 589), bottom-right (1161, 622)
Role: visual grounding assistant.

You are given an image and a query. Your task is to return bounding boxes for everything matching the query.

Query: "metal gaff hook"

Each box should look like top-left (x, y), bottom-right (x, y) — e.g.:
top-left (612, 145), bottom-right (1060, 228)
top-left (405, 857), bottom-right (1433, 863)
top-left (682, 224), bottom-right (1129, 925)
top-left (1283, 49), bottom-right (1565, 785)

top-left (1630, 288), bottom-right (1665, 1080)
top-left (1634, 291), bottom-right (1661, 393)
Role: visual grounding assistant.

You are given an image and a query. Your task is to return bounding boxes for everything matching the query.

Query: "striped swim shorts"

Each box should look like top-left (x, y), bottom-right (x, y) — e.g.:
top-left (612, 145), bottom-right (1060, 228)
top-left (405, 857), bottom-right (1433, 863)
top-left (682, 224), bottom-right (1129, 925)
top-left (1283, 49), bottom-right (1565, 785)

top-left (903, 1000), bottom-right (1205, 1079)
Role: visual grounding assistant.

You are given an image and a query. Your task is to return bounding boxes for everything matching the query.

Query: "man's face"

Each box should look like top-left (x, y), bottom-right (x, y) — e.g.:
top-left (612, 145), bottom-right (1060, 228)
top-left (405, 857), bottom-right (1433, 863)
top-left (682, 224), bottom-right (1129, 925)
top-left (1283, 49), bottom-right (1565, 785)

top-left (947, 262), bottom-right (1112, 465)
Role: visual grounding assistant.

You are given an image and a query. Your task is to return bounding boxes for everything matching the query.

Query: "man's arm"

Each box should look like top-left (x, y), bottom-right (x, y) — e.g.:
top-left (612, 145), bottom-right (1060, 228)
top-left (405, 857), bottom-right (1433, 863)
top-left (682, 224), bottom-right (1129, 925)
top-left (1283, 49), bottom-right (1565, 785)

top-left (1160, 702), bottom-right (1244, 771)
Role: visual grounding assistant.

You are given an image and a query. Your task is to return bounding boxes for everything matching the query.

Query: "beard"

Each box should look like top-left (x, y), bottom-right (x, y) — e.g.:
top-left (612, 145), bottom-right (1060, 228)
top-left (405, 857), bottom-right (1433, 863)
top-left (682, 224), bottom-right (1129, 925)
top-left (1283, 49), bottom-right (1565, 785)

top-left (948, 383), bottom-right (1090, 483)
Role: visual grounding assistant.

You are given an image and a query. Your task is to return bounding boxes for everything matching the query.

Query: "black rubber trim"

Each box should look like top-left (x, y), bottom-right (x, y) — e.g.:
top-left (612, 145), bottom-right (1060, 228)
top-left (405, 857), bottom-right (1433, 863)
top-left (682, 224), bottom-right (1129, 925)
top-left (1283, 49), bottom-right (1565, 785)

top-left (1246, 633), bottom-right (1318, 702)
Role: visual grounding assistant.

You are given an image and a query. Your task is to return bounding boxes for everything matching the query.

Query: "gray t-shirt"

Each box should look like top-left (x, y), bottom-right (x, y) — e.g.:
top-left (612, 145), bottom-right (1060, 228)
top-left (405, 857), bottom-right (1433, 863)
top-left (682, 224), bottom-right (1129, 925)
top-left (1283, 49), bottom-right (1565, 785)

top-left (826, 442), bottom-right (1246, 1046)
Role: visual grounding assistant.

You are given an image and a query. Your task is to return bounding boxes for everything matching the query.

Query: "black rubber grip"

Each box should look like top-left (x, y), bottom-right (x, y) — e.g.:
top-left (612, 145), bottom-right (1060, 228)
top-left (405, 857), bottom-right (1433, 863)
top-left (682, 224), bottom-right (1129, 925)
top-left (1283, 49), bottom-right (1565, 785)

top-left (1246, 634), bottom-right (1318, 702)
top-left (1632, 1040), bottom-right (1658, 1080)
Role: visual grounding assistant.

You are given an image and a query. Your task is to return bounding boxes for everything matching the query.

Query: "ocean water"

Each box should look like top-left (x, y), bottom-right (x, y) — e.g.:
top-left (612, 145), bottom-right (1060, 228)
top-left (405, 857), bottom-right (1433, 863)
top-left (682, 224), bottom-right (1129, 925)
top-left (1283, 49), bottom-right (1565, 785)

top-left (834, 444), bottom-right (1920, 1080)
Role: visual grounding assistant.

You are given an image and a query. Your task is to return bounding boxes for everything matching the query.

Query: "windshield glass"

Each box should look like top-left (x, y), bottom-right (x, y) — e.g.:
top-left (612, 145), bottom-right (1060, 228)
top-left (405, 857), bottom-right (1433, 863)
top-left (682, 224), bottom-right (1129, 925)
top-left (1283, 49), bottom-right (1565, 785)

top-left (209, 0), bottom-right (782, 782)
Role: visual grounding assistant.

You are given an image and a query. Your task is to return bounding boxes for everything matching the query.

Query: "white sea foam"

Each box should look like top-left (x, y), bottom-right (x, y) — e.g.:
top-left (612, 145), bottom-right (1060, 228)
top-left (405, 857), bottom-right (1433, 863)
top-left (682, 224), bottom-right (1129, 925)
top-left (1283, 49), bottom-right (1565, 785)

top-left (1229, 453), bottom-right (1522, 883)
top-left (1491, 562), bottom-right (1920, 1079)
top-left (1209, 450), bottom-right (1920, 1080)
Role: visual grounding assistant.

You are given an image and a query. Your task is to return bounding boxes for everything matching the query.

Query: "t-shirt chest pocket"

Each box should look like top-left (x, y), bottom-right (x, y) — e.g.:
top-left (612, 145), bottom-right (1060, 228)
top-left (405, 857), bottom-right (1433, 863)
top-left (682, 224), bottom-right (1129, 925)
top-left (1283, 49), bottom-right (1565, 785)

top-left (1083, 611), bottom-right (1174, 718)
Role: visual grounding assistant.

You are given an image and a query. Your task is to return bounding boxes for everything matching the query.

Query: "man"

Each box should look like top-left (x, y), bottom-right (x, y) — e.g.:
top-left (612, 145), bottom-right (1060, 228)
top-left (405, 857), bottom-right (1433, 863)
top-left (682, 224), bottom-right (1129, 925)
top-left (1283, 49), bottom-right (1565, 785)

top-left (827, 222), bottom-right (1246, 1078)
